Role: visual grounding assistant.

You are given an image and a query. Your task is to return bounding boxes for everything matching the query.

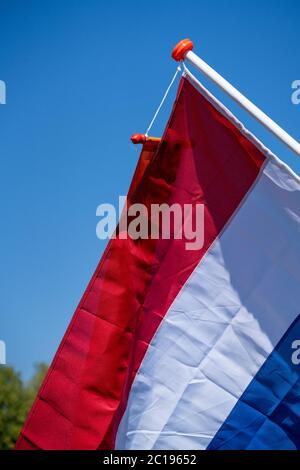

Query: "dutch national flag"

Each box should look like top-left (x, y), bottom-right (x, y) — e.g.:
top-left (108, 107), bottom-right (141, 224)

top-left (16, 68), bottom-right (300, 450)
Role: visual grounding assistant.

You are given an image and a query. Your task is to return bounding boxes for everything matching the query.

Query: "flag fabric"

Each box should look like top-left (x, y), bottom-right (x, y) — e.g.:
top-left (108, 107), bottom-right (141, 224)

top-left (17, 68), bottom-right (300, 450)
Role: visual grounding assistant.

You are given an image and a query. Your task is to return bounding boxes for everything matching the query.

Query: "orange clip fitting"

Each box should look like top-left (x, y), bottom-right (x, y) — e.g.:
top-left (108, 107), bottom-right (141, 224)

top-left (131, 133), bottom-right (148, 145)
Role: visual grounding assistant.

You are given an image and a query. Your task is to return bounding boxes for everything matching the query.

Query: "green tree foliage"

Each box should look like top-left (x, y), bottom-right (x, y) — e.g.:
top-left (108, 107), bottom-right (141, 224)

top-left (0, 362), bottom-right (48, 449)
top-left (26, 362), bottom-right (49, 404)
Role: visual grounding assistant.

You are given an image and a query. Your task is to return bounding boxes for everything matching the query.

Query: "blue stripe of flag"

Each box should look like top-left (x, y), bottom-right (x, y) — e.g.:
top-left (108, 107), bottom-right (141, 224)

top-left (208, 314), bottom-right (300, 450)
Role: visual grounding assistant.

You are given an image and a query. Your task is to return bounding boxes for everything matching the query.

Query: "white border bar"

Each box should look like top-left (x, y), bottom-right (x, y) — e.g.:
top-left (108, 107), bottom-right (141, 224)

top-left (184, 50), bottom-right (300, 157)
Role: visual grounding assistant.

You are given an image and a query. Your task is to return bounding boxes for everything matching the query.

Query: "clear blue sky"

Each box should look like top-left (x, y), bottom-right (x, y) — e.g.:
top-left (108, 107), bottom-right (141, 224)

top-left (0, 0), bottom-right (299, 380)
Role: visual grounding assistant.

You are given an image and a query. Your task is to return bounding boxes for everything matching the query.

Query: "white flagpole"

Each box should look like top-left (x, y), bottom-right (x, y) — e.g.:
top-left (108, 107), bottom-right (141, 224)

top-left (172, 39), bottom-right (300, 157)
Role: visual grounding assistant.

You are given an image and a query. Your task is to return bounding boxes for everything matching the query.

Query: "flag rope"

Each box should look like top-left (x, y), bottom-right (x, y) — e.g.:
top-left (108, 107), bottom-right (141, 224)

top-left (145, 65), bottom-right (182, 137)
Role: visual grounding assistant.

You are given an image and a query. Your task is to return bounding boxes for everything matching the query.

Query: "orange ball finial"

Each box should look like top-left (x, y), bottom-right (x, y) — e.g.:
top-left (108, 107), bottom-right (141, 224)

top-left (172, 39), bottom-right (194, 61)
